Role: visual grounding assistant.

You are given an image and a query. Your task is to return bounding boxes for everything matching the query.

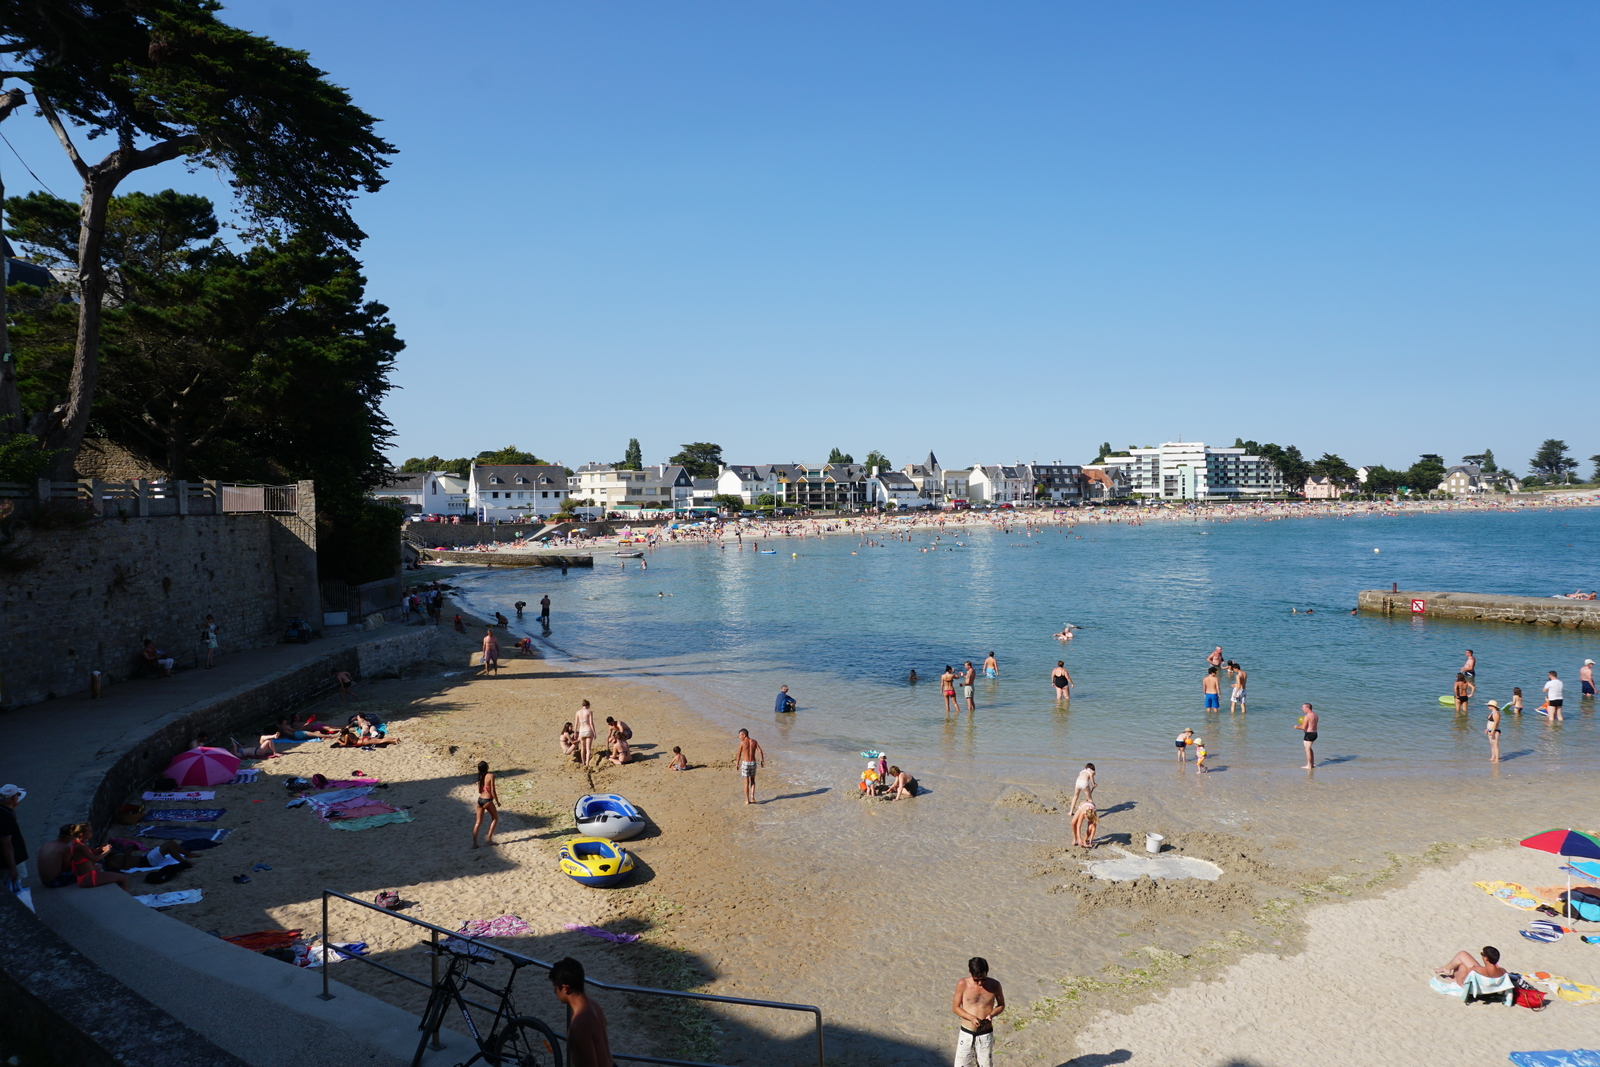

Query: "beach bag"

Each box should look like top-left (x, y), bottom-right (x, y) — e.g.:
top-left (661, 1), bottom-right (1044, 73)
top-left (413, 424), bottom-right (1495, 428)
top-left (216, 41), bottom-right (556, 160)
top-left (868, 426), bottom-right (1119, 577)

top-left (1565, 890), bottom-right (1600, 922)
top-left (1515, 987), bottom-right (1546, 1010)
top-left (374, 890), bottom-right (400, 910)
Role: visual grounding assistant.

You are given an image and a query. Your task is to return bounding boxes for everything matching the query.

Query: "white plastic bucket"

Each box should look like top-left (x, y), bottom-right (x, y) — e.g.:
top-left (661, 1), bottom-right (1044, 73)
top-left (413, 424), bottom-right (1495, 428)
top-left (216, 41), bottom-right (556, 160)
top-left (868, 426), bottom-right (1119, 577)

top-left (1145, 833), bottom-right (1165, 854)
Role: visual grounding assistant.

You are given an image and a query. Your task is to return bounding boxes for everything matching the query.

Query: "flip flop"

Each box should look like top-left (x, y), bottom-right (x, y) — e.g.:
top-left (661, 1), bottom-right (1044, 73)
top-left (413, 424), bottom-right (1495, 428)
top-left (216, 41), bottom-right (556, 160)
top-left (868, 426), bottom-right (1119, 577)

top-left (252, 863), bottom-right (272, 872)
top-left (233, 874), bottom-right (250, 884)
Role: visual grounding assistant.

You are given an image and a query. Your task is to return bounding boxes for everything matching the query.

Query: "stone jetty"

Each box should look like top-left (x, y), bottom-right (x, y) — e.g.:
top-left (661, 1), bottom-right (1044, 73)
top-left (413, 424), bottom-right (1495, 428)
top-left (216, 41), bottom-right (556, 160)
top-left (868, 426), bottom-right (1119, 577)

top-left (1358, 589), bottom-right (1600, 628)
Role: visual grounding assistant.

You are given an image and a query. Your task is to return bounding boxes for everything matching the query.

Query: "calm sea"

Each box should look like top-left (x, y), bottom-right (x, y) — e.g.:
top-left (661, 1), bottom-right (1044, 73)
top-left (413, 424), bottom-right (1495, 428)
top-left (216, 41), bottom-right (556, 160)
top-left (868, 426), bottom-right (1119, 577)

top-left (448, 507), bottom-right (1600, 784)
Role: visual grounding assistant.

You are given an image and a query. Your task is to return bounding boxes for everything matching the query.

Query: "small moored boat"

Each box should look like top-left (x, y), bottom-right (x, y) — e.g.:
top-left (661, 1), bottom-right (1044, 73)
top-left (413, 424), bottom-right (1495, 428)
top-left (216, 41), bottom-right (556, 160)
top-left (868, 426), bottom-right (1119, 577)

top-left (613, 551), bottom-right (644, 558)
top-left (573, 793), bottom-right (647, 840)
top-left (559, 837), bottom-right (635, 888)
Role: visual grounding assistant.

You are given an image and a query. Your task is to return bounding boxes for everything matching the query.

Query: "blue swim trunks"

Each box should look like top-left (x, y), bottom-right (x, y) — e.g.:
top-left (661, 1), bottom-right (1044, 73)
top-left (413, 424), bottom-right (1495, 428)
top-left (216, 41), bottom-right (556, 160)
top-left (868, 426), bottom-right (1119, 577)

top-left (1205, 693), bottom-right (1220, 709)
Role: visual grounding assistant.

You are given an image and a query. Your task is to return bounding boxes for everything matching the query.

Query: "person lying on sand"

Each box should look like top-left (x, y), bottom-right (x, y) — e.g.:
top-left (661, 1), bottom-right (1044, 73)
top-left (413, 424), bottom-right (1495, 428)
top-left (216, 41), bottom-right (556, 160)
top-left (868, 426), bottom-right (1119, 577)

top-left (231, 735), bottom-right (280, 759)
top-left (332, 728), bottom-right (400, 748)
top-left (1435, 945), bottom-right (1504, 985)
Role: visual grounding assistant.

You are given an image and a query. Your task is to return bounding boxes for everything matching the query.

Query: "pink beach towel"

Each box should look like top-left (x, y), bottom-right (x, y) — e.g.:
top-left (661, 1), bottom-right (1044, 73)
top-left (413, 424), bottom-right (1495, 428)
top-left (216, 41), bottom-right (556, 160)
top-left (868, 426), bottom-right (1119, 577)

top-left (563, 923), bottom-right (642, 944)
top-left (460, 915), bottom-right (531, 939)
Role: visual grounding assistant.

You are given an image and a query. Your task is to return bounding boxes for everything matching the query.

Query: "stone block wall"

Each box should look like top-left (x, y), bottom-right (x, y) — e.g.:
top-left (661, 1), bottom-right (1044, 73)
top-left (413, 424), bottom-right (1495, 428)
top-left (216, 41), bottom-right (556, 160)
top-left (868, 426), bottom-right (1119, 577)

top-left (1358, 589), bottom-right (1600, 628)
top-left (3, 514), bottom-right (285, 708)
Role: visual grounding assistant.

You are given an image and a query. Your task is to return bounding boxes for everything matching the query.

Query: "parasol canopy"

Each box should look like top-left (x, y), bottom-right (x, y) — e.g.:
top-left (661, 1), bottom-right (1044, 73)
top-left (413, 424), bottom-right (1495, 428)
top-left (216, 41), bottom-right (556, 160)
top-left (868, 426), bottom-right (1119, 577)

top-left (1521, 828), bottom-right (1600, 909)
top-left (164, 747), bottom-right (241, 787)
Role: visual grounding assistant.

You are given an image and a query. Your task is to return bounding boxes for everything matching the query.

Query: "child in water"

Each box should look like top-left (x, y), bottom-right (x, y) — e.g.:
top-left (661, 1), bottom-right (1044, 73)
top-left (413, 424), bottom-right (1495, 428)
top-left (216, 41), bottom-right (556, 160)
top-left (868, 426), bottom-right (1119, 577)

top-left (1194, 738), bottom-right (1209, 773)
top-left (1175, 727), bottom-right (1195, 763)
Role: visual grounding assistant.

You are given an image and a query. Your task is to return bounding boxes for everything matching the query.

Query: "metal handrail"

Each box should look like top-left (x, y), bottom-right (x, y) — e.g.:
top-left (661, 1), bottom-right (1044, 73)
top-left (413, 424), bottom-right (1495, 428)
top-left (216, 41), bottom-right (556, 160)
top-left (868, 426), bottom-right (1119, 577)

top-left (321, 888), bottom-right (824, 1067)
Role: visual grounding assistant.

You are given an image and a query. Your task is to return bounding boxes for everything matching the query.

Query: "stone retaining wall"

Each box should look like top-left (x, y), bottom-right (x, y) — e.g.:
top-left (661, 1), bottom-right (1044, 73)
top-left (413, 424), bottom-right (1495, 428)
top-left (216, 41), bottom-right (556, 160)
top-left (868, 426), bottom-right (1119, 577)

top-left (417, 549), bottom-right (594, 568)
top-left (1358, 589), bottom-right (1600, 628)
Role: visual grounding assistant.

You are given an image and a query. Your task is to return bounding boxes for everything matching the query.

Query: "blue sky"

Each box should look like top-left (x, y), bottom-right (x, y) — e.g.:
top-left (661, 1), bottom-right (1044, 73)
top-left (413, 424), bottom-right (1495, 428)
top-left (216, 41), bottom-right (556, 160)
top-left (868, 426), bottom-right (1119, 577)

top-left (4, 2), bottom-right (1596, 475)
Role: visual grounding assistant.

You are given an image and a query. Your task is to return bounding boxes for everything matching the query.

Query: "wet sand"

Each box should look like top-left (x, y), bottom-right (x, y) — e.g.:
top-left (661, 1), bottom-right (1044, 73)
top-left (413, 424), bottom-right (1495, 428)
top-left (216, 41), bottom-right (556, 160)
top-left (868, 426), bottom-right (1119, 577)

top-left (140, 607), bottom-right (1599, 1065)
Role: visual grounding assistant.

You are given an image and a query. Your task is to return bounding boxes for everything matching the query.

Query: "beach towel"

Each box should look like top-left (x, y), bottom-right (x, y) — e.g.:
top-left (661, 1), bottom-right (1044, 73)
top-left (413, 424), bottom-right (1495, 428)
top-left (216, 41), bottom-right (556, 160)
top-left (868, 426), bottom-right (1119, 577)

top-left (142, 791), bottom-right (216, 802)
top-left (135, 889), bottom-right (203, 908)
top-left (305, 787), bottom-right (374, 810)
top-left (1474, 881), bottom-right (1559, 911)
top-left (460, 915), bottom-right (531, 939)
top-left (323, 802), bottom-right (398, 822)
top-left (224, 930), bottom-right (303, 952)
top-left (1429, 972), bottom-right (1514, 1003)
top-left (142, 808), bottom-right (226, 823)
top-left (564, 923), bottom-right (642, 944)
top-left (325, 779), bottom-right (380, 789)
top-left (326, 811), bottom-right (412, 831)
top-left (225, 769), bottom-right (261, 785)
top-left (1508, 1053), bottom-right (1600, 1067)
top-left (134, 826), bottom-right (233, 843)
top-left (1563, 861), bottom-right (1600, 885)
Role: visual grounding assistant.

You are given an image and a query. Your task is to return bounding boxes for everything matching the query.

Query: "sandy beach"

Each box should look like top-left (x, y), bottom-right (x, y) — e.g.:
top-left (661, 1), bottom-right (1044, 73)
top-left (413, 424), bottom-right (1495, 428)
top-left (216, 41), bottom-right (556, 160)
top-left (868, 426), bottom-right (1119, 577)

top-left (115, 593), bottom-right (1600, 1066)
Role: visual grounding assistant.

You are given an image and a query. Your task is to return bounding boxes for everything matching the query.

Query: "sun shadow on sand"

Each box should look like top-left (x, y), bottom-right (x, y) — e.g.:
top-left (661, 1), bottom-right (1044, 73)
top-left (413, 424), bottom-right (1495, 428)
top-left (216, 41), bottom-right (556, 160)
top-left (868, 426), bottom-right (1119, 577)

top-left (1317, 755), bottom-right (1358, 765)
top-left (761, 787), bottom-right (830, 804)
top-left (326, 924), bottom-right (947, 1067)
top-left (1058, 1056), bottom-right (1263, 1067)
top-left (1499, 749), bottom-right (1536, 761)
top-left (1099, 801), bottom-right (1137, 815)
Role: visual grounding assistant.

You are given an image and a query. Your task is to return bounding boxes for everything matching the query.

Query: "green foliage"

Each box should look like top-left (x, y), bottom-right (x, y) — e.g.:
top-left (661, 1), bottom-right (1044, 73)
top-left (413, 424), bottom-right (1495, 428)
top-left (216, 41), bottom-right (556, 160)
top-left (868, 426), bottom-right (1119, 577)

top-left (1404, 455), bottom-right (1447, 493)
top-left (319, 500), bottom-right (402, 586)
top-left (755, 493), bottom-right (776, 507)
top-left (399, 456), bottom-right (470, 477)
top-left (1310, 452), bottom-right (1357, 485)
top-left (863, 450), bottom-right (890, 472)
top-left (1590, 454), bottom-right (1600, 483)
top-left (826, 447), bottom-right (854, 465)
top-left (620, 438), bottom-right (643, 471)
top-left (475, 445), bottom-right (544, 466)
top-left (1481, 448), bottom-right (1497, 473)
top-left (0, 433), bottom-right (59, 482)
top-left (711, 493), bottom-right (744, 513)
top-left (1529, 439), bottom-right (1577, 483)
top-left (1361, 465), bottom-right (1405, 494)
top-left (669, 442), bottom-right (723, 479)
top-left (1256, 443), bottom-right (1310, 493)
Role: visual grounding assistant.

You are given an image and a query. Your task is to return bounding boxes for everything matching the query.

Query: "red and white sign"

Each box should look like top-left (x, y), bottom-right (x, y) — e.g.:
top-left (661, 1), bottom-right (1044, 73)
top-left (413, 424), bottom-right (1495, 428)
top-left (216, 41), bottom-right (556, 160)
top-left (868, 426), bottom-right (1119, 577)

top-left (1410, 599), bottom-right (1427, 614)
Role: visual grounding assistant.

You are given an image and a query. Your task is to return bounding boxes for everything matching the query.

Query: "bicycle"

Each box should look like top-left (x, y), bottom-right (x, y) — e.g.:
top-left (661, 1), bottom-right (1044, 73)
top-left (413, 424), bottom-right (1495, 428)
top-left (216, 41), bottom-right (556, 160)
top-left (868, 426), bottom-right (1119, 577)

top-left (411, 938), bottom-right (563, 1067)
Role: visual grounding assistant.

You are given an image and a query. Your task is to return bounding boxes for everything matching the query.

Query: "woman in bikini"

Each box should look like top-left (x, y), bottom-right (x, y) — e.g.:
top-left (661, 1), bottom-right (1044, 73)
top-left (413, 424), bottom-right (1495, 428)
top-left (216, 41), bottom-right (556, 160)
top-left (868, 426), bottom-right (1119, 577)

top-left (1484, 700), bottom-right (1502, 763)
top-left (473, 761), bottom-right (499, 848)
top-left (560, 722), bottom-right (580, 761)
top-left (576, 700), bottom-right (597, 764)
top-left (941, 666), bottom-right (958, 714)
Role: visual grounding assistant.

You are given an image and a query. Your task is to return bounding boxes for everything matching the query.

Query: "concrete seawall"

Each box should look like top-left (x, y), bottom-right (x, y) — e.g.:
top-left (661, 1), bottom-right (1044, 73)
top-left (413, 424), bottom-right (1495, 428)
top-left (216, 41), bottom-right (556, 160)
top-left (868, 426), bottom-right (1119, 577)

top-left (1359, 589), bottom-right (1600, 628)
top-left (416, 548), bottom-right (594, 568)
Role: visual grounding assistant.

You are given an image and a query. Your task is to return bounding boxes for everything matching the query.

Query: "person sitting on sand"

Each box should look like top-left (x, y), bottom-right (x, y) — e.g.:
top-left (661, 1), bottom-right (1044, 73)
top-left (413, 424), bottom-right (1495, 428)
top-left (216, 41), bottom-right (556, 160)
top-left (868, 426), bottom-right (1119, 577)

top-left (886, 765), bottom-right (918, 799)
top-left (561, 723), bottom-right (580, 761)
top-left (1071, 800), bottom-right (1098, 848)
top-left (1436, 945), bottom-right (1504, 986)
top-left (37, 824), bottom-right (132, 892)
top-left (353, 714), bottom-right (387, 741)
top-left (230, 734), bottom-right (280, 759)
top-left (669, 746), bottom-right (688, 771)
top-left (607, 729), bottom-right (631, 766)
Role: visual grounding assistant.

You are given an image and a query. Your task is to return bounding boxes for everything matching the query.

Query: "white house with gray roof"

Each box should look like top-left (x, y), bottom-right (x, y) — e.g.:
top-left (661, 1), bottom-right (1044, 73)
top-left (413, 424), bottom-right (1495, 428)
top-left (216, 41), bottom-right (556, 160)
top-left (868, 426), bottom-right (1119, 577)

top-left (469, 463), bottom-right (571, 520)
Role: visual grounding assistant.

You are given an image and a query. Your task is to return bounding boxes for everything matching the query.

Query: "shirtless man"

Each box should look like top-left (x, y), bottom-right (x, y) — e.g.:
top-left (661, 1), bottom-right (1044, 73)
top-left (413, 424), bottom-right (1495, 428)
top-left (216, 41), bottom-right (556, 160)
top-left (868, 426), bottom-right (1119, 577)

top-left (1068, 763), bottom-right (1095, 812)
top-left (951, 957), bottom-right (1005, 1067)
top-left (941, 666), bottom-right (958, 715)
top-left (481, 629), bottom-right (500, 675)
top-left (1461, 649), bottom-right (1476, 683)
top-left (1202, 667), bottom-right (1221, 711)
top-left (1581, 659), bottom-right (1595, 698)
top-left (576, 700), bottom-right (597, 764)
top-left (1298, 703), bottom-right (1319, 768)
top-left (549, 957), bottom-right (614, 1067)
top-left (962, 662), bottom-right (977, 712)
top-left (735, 729), bottom-right (765, 804)
top-left (37, 824), bottom-right (132, 892)
top-left (1206, 646), bottom-right (1224, 670)
top-left (1435, 945), bottom-right (1504, 986)
top-left (982, 652), bottom-right (999, 678)
top-left (1227, 661), bottom-right (1248, 713)
top-left (1050, 661), bottom-right (1072, 703)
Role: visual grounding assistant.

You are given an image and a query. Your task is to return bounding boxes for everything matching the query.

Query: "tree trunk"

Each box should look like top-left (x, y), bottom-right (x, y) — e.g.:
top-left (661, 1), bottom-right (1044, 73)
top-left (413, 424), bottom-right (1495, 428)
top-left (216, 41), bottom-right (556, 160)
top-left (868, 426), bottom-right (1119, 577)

top-left (0, 87), bottom-right (26, 436)
top-left (41, 171), bottom-right (116, 479)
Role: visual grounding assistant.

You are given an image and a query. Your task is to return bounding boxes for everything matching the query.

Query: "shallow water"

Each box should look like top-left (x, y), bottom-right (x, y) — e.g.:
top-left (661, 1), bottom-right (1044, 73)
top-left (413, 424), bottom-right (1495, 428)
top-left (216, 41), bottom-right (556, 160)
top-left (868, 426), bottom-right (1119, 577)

top-left (450, 507), bottom-right (1600, 787)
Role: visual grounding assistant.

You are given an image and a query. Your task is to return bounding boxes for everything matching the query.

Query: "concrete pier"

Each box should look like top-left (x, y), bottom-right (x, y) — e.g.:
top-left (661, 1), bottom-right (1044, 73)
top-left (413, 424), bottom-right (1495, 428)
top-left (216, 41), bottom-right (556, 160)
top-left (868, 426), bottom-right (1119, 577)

top-left (417, 548), bottom-right (594, 568)
top-left (1359, 589), bottom-right (1600, 628)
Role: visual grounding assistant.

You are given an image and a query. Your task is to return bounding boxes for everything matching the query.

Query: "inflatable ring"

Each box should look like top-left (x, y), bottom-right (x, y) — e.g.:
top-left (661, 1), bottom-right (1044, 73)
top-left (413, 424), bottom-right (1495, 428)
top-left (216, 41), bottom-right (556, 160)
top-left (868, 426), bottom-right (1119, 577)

top-left (559, 837), bottom-right (635, 888)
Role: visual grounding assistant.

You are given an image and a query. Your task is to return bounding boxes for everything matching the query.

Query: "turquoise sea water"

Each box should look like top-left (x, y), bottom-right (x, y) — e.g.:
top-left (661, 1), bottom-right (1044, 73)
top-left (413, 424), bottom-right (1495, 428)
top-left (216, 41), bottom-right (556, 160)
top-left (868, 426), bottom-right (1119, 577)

top-left (449, 508), bottom-right (1600, 783)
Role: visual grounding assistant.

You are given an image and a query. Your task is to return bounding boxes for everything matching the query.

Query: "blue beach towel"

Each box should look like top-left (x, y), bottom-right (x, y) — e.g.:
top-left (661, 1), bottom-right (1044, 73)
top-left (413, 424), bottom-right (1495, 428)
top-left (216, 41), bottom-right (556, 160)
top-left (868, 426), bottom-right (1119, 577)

top-left (135, 826), bottom-right (233, 843)
top-left (1566, 860), bottom-right (1600, 885)
top-left (1508, 1053), bottom-right (1600, 1067)
top-left (142, 808), bottom-right (226, 822)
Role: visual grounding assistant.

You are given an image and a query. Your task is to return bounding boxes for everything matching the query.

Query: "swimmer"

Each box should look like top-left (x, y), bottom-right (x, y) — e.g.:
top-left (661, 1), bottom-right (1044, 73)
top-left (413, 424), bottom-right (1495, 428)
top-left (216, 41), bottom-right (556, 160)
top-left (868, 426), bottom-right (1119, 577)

top-left (982, 652), bottom-right (998, 678)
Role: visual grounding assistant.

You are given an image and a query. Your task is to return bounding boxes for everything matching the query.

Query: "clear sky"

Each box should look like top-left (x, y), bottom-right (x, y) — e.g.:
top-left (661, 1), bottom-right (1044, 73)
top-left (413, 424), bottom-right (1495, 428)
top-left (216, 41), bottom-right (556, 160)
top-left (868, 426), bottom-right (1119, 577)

top-left (4, 2), bottom-right (1596, 476)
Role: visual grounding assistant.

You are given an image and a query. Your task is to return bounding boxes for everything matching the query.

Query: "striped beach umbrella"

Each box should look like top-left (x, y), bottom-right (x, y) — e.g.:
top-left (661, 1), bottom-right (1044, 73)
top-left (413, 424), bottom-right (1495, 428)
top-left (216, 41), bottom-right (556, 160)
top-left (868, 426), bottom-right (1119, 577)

top-left (164, 746), bottom-right (241, 787)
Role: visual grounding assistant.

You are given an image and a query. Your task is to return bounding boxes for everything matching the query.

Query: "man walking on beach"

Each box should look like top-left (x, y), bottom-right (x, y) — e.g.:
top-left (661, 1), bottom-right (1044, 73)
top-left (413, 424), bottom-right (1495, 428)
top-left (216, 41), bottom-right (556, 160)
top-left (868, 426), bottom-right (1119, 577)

top-left (540, 595), bottom-right (551, 626)
top-left (963, 662), bottom-right (977, 712)
top-left (951, 957), bottom-right (1005, 1067)
top-left (1298, 703), bottom-right (1319, 768)
top-left (1202, 667), bottom-right (1221, 711)
top-left (481, 629), bottom-right (500, 675)
top-left (735, 729), bottom-right (765, 804)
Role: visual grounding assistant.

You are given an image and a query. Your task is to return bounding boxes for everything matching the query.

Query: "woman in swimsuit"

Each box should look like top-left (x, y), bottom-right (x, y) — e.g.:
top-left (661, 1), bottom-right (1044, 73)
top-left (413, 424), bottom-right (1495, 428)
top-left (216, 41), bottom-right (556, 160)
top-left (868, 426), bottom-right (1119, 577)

top-left (576, 700), bottom-right (597, 764)
top-left (560, 722), bottom-right (580, 761)
top-left (1051, 661), bottom-right (1072, 703)
top-left (472, 761), bottom-right (498, 848)
top-left (1484, 700), bottom-right (1501, 763)
top-left (941, 667), bottom-right (958, 714)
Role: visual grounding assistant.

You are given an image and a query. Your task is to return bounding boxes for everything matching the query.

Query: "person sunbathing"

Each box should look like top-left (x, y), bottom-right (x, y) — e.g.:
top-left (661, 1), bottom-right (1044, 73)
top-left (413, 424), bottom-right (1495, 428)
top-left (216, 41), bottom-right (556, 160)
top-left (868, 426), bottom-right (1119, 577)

top-left (36, 824), bottom-right (132, 892)
top-left (332, 727), bottom-right (400, 748)
top-left (230, 734), bottom-right (280, 759)
top-left (353, 714), bottom-right (388, 741)
top-left (1435, 945), bottom-right (1504, 985)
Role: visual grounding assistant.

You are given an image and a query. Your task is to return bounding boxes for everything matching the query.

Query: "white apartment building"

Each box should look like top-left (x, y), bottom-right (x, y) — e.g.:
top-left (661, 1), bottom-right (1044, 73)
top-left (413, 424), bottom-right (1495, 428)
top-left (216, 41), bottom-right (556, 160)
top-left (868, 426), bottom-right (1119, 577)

top-left (571, 464), bottom-right (695, 514)
top-left (373, 470), bottom-right (468, 516)
top-left (1100, 442), bottom-right (1284, 501)
top-left (469, 463), bottom-right (571, 520)
top-left (716, 464), bottom-right (792, 505)
top-left (969, 465), bottom-right (1030, 504)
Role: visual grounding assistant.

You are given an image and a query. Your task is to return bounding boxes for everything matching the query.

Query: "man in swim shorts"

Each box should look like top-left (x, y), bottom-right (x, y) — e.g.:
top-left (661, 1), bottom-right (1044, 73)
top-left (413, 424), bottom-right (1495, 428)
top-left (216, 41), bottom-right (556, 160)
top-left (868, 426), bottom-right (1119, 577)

top-left (1581, 659), bottom-right (1595, 697)
top-left (1207, 646), bottom-right (1224, 669)
top-left (1543, 670), bottom-right (1564, 721)
top-left (1203, 667), bottom-right (1220, 710)
top-left (1227, 661), bottom-right (1247, 713)
top-left (962, 662), bottom-right (977, 712)
top-left (1461, 649), bottom-right (1476, 682)
top-left (951, 957), bottom-right (1005, 1067)
top-left (982, 652), bottom-right (998, 678)
top-left (1298, 703), bottom-right (1318, 768)
top-left (735, 729), bottom-right (765, 805)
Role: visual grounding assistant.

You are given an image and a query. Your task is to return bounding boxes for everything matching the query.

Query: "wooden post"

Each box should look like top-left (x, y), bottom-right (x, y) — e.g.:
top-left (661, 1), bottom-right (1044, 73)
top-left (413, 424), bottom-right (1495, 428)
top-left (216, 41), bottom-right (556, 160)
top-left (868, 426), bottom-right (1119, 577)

top-left (36, 476), bottom-right (49, 505)
top-left (136, 478), bottom-right (149, 517)
top-left (91, 478), bottom-right (103, 518)
top-left (177, 479), bottom-right (189, 516)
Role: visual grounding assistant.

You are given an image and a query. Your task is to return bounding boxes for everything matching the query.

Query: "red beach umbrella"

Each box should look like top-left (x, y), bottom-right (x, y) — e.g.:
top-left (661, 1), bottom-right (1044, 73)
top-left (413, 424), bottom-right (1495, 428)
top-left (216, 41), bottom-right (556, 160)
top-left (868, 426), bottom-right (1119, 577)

top-left (1521, 828), bottom-right (1600, 907)
top-left (164, 746), bottom-right (241, 787)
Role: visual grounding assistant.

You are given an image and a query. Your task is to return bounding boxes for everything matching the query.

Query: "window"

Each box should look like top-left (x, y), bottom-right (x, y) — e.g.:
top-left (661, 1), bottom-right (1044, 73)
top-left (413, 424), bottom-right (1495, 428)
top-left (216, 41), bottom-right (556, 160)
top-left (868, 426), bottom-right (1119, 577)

top-left (491, 492), bottom-right (499, 499)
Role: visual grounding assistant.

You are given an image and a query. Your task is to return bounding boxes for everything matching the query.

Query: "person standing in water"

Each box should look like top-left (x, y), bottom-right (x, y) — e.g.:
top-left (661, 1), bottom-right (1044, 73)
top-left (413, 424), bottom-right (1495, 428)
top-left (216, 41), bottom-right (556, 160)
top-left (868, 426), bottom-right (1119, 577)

top-left (1227, 661), bottom-right (1248, 713)
top-left (1207, 646), bottom-right (1224, 670)
top-left (1461, 649), bottom-right (1476, 682)
top-left (1484, 700), bottom-right (1502, 763)
top-left (1297, 703), bottom-right (1319, 768)
top-left (962, 662), bottom-right (977, 712)
top-left (1202, 667), bottom-right (1221, 712)
top-left (1453, 672), bottom-right (1474, 715)
top-left (941, 666), bottom-right (958, 714)
top-left (1051, 661), bottom-right (1072, 702)
top-left (982, 652), bottom-right (999, 678)
top-left (472, 761), bottom-right (499, 848)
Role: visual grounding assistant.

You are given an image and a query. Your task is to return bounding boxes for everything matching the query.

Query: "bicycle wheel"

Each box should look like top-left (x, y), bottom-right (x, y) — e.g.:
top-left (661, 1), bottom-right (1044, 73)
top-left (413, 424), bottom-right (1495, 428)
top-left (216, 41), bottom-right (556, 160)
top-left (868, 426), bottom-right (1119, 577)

top-left (484, 1015), bottom-right (562, 1067)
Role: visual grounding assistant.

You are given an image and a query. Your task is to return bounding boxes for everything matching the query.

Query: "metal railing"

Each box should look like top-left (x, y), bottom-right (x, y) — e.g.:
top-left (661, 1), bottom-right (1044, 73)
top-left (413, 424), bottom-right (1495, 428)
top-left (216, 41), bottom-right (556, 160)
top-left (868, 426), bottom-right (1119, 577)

top-left (320, 888), bottom-right (824, 1067)
top-left (221, 483), bottom-right (299, 513)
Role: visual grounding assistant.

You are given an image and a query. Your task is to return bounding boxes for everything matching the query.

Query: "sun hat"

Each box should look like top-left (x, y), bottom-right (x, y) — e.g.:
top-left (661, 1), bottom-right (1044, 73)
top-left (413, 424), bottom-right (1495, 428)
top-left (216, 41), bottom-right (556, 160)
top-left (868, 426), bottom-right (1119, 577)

top-left (1586, 659), bottom-right (1595, 665)
top-left (0, 784), bottom-right (25, 800)
top-left (1486, 700), bottom-right (1500, 709)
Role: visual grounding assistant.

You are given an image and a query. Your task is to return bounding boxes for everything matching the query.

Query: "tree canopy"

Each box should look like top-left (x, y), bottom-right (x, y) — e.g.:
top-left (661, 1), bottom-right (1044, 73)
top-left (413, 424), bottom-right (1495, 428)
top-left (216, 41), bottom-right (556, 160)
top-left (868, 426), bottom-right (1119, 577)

top-left (475, 445), bottom-right (545, 466)
top-left (1310, 452), bottom-right (1357, 485)
top-left (619, 438), bottom-right (643, 470)
top-left (826, 447), bottom-right (854, 465)
top-left (669, 442), bottom-right (723, 478)
top-left (1529, 440), bottom-right (1577, 483)
top-left (399, 456), bottom-right (470, 477)
top-left (863, 449), bottom-right (890, 472)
